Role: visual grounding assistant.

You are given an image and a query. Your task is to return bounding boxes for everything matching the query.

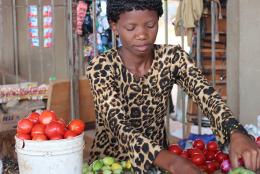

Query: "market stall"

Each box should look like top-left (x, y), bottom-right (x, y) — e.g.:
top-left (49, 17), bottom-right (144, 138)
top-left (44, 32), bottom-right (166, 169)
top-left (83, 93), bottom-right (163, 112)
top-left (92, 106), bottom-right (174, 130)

top-left (1, 0), bottom-right (260, 174)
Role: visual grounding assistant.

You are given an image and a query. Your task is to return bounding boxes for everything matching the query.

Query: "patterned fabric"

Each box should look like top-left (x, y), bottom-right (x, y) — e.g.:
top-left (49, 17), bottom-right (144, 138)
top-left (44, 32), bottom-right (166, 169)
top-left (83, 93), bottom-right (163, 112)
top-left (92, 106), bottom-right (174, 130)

top-left (86, 44), bottom-right (247, 173)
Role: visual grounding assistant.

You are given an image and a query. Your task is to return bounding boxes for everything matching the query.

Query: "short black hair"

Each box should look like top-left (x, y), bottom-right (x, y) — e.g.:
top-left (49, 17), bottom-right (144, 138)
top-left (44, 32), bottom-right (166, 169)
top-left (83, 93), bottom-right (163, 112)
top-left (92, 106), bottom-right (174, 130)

top-left (106, 0), bottom-right (163, 23)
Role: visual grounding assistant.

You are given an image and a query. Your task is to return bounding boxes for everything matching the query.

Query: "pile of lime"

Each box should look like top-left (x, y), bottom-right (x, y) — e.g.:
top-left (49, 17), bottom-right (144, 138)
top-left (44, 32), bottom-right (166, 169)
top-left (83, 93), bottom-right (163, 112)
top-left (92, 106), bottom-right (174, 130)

top-left (83, 156), bottom-right (134, 174)
top-left (228, 167), bottom-right (255, 174)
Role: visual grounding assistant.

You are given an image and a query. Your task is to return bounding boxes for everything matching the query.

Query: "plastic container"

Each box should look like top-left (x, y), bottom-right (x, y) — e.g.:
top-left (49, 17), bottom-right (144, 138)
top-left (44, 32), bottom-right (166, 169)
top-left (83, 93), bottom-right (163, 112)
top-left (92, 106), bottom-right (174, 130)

top-left (15, 133), bottom-right (84, 174)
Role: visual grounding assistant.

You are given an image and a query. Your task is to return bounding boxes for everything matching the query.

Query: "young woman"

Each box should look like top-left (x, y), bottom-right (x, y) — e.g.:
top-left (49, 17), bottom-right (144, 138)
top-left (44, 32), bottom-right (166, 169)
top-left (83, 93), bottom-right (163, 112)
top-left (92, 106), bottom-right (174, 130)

top-left (86, 0), bottom-right (260, 173)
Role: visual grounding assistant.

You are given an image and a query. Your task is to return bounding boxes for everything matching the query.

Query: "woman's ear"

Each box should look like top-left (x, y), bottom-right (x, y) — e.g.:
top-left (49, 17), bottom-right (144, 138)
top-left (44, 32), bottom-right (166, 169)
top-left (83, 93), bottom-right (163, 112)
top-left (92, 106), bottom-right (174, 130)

top-left (110, 21), bottom-right (119, 36)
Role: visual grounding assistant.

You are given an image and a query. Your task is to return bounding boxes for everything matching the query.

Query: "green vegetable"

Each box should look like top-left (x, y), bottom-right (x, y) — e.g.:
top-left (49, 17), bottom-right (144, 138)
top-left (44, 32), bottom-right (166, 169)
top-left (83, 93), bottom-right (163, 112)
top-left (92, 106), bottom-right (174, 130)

top-left (83, 163), bottom-right (91, 174)
top-left (102, 165), bottom-right (111, 171)
top-left (103, 156), bottom-right (115, 166)
top-left (125, 160), bottom-right (131, 169)
top-left (111, 162), bottom-right (122, 171)
top-left (113, 168), bottom-right (122, 174)
top-left (120, 161), bottom-right (126, 168)
top-left (103, 169), bottom-right (112, 174)
top-left (228, 167), bottom-right (255, 174)
top-left (92, 160), bottom-right (104, 172)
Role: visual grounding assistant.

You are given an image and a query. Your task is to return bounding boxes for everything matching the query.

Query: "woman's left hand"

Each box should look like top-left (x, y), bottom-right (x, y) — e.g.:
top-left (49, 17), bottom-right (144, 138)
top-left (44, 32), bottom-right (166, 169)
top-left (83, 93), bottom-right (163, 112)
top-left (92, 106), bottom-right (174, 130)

top-left (229, 131), bottom-right (260, 172)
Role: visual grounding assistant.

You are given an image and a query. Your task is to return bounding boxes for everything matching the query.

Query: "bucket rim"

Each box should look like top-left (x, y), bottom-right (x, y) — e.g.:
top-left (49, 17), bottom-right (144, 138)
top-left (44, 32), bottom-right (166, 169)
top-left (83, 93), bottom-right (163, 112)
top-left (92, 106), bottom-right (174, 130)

top-left (15, 132), bottom-right (84, 143)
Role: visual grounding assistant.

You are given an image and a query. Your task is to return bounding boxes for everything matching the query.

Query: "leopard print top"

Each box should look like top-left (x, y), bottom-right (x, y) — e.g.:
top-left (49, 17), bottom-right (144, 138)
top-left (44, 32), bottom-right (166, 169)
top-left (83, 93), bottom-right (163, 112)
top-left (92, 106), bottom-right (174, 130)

top-left (86, 44), bottom-right (247, 173)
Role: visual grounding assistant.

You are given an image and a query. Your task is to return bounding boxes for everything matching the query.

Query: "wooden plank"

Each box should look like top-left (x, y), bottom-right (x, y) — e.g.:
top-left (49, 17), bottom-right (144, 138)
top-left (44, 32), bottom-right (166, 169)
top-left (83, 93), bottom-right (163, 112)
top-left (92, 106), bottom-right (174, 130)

top-left (47, 78), bottom-right (96, 126)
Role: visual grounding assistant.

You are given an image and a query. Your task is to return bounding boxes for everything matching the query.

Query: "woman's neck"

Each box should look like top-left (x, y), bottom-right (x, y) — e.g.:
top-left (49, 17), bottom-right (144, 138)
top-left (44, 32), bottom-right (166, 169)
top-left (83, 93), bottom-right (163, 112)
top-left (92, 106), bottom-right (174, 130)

top-left (119, 48), bottom-right (154, 77)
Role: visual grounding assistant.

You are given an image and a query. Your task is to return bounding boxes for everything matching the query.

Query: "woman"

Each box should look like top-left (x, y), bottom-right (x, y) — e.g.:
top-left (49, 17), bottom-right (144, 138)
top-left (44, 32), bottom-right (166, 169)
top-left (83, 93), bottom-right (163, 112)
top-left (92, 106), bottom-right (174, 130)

top-left (86, 0), bottom-right (260, 173)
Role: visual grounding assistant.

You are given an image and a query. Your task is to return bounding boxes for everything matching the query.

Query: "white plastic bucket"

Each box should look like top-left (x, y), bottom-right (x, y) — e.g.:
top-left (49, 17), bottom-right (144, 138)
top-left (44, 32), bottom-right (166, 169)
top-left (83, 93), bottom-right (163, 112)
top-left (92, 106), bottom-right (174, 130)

top-left (15, 133), bottom-right (84, 174)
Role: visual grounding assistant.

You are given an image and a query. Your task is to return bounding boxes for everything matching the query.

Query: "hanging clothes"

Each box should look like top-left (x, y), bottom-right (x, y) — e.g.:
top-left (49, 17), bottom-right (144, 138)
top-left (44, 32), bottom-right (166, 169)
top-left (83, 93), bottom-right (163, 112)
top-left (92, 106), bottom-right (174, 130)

top-left (76, 1), bottom-right (88, 35)
top-left (173, 0), bottom-right (203, 47)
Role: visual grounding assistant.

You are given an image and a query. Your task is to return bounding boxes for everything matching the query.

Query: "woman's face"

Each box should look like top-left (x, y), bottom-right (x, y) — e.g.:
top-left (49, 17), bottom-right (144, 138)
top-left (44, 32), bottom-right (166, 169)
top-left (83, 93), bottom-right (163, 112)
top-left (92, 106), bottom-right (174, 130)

top-left (111, 10), bottom-right (159, 57)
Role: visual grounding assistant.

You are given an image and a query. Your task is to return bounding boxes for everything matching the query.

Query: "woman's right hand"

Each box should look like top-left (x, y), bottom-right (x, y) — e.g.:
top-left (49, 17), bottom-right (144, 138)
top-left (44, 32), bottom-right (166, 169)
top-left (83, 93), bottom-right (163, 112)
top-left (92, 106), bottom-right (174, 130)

top-left (154, 150), bottom-right (203, 174)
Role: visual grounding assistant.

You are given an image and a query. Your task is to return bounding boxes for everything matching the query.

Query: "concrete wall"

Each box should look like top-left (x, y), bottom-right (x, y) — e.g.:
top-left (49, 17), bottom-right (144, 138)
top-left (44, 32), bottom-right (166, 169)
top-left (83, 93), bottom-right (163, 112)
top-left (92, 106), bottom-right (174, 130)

top-left (227, 0), bottom-right (260, 125)
top-left (0, 0), bottom-right (69, 84)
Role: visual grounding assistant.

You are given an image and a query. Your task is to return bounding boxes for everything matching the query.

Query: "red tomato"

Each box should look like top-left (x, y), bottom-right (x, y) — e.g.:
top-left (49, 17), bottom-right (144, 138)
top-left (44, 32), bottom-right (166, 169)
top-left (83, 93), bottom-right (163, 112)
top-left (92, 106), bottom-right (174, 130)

top-left (212, 160), bottom-right (220, 169)
top-left (188, 148), bottom-right (203, 158)
top-left (238, 157), bottom-right (245, 166)
top-left (16, 133), bottom-right (31, 140)
top-left (31, 123), bottom-right (46, 137)
top-left (193, 139), bottom-right (205, 151)
top-left (192, 153), bottom-right (205, 166)
top-left (56, 118), bottom-right (66, 127)
top-left (206, 141), bottom-right (218, 151)
top-left (17, 118), bottom-right (34, 134)
top-left (205, 150), bottom-right (216, 161)
top-left (45, 121), bottom-right (65, 139)
top-left (49, 134), bottom-right (63, 140)
top-left (168, 144), bottom-right (183, 155)
top-left (27, 112), bottom-right (40, 124)
top-left (64, 130), bottom-right (77, 139)
top-left (32, 134), bottom-right (47, 141)
top-left (256, 137), bottom-right (260, 147)
top-left (206, 161), bottom-right (218, 174)
top-left (215, 151), bottom-right (229, 164)
top-left (39, 110), bottom-right (57, 125)
top-left (67, 119), bottom-right (85, 135)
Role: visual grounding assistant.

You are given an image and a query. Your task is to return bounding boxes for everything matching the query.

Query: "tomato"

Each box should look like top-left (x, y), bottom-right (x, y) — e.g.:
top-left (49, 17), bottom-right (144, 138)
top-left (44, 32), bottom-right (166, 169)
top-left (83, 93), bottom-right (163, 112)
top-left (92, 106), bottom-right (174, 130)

top-left (191, 153), bottom-right (205, 166)
top-left (39, 110), bottom-right (57, 125)
top-left (64, 130), bottom-right (77, 139)
top-left (238, 157), bottom-right (245, 166)
top-left (256, 137), bottom-right (260, 147)
top-left (17, 118), bottom-right (34, 134)
top-left (188, 148), bottom-right (203, 158)
top-left (16, 133), bottom-right (31, 140)
top-left (206, 141), bottom-right (218, 151)
top-left (205, 150), bottom-right (216, 161)
top-left (212, 160), bottom-right (220, 169)
top-left (67, 119), bottom-right (85, 135)
top-left (180, 150), bottom-right (189, 159)
top-left (206, 161), bottom-right (218, 174)
top-left (193, 139), bottom-right (205, 151)
top-left (168, 144), bottom-right (183, 155)
top-left (56, 118), bottom-right (66, 127)
top-left (32, 134), bottom-right (47, 141)
top-left (27, 112), bottom-right (40, 124)
top-left (49, 134), bottom-right (63, 140)
top-left (215, 151), bottom-right (229, 164)
top-left (45, 121), bottom-right (65, 139)
top-left (31, 123), bottom-right (46, 137)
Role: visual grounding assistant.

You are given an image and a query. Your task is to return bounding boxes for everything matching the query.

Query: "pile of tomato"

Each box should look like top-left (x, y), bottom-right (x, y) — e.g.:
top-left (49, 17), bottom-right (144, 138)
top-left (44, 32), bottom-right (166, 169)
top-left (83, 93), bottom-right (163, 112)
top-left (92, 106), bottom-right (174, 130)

top-left (169, 139), bottom-right (230, 174)
top-left (16, 110), bottom-right (85, 141)
top-left (169, 137), bottom-right (260, 173)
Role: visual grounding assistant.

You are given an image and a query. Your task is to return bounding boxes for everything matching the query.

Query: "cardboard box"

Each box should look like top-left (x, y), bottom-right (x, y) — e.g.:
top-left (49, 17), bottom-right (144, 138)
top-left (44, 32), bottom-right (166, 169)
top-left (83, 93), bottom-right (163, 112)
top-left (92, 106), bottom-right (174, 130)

top-left (0, 100), bottom-right (45, 132)
top-left (0, 113), bottom-right (23, 132)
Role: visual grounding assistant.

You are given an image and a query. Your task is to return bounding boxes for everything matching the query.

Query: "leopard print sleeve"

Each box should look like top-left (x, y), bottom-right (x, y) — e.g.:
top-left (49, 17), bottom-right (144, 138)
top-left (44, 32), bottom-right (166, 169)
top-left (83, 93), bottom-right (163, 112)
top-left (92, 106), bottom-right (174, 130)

top-left (86, 54), bottom-right (163, 173)
top-left (169, 45), bottom-right (248, 149)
